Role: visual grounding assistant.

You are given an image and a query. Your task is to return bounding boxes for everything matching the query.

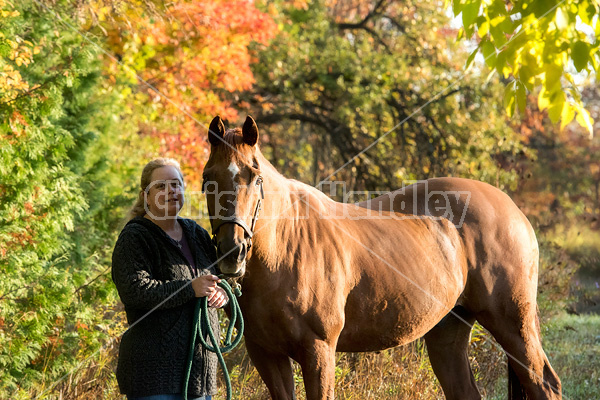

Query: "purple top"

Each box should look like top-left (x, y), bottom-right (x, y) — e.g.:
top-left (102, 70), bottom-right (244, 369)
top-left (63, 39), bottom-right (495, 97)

top-left (178, 231), bottom-right (197, 276)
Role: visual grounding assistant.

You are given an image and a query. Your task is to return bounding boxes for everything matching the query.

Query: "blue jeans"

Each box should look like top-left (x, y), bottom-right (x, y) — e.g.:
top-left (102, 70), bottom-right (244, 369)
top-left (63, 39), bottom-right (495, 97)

top-left (128, 395), bottom-right (211, 400)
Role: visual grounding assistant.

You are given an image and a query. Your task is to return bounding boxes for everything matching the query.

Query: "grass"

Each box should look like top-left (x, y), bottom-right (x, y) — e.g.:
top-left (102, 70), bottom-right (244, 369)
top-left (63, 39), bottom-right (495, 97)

top-left (35, 308), bottom-right (599, 400)
top-left (217, 312), bottom-right (600, 400)
top-left (543, 313), bottom-right (600, 400)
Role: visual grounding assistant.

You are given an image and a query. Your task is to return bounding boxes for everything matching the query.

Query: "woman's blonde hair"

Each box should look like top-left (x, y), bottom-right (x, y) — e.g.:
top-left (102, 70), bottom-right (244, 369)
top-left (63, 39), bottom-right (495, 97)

top-left (125, 158), bottom-right (185, 222)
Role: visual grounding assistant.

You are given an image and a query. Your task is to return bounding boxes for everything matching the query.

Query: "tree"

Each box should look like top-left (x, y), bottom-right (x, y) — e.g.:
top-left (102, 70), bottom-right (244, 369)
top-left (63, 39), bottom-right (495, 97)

top-left (452, 0), bottom-right (599, 135)
top-left (0, 1), bottom-right (150, 397)
top-left (243, 0), bottom-right (526, 194)
top-left (510, 85), bottom-right (600, 229)
top-left (86, 0), bottom-right (278, 187)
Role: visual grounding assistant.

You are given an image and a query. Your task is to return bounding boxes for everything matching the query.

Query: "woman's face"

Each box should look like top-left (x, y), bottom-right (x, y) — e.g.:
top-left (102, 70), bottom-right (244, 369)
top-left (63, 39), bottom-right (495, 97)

top-left (145, 166), bottom-right (185, 219)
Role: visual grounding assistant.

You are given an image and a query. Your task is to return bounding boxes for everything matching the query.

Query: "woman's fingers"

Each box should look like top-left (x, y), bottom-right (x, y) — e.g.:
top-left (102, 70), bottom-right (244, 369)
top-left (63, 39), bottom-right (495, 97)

top-left (192, 276), bottom-right (229, 306)
top-left (208, 287), bottom-right (229, 308)
top-left (207, 289), bottom-right (222, 306)
top-left (191, 275), bottom-right (221, 297)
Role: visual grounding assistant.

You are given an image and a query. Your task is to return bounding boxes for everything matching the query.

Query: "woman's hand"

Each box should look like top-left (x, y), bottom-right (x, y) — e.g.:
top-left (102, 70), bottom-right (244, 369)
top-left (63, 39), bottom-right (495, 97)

top-left (207, 286), bottom-right (229, 308)
top-left (191, 275), bottom-right (220, 298)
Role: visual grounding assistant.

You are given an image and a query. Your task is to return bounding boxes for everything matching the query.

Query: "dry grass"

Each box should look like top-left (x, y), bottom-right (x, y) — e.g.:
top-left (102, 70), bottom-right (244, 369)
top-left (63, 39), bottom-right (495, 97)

top-left (219, 331), bottom-right (507, 400)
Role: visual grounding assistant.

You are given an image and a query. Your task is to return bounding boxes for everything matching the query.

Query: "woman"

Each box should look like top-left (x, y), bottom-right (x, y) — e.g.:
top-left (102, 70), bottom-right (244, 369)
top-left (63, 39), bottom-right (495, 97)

top-left (112, 158), bottom-right (227, 400)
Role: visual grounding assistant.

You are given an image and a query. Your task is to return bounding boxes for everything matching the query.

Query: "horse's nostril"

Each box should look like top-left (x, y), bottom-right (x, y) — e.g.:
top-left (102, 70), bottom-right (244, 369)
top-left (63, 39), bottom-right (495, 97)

top-left (217, 238), bottom-right (247, 261)
top-left (238, 243), bottom-right (247, 261)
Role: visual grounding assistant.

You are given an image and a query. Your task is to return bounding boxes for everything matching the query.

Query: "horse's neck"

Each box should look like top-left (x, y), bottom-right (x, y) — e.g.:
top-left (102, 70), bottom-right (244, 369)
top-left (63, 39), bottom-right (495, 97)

top-left (252, 170), bottom-right (334, 269)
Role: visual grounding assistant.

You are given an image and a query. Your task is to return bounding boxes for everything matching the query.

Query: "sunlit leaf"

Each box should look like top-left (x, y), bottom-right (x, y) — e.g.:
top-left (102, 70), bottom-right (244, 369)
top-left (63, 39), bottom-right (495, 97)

top-left (560, 101), bottom-right (575, 130)
top-left (465, 47), bottom-right (478, 70)
top-left (548, 95), bottom-right (565, 124)
top-left (575, 106), bottom-right (594, 137)
top-left (504, 82), bottom-right (516, 117)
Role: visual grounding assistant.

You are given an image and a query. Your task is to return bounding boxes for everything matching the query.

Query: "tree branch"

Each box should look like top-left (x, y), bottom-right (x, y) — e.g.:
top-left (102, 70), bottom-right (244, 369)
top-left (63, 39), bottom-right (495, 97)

top-left (336, 0), bottom-right (388, 30)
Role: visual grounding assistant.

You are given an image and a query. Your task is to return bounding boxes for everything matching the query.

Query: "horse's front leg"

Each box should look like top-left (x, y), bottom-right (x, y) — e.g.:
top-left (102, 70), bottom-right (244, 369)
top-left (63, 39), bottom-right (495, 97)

top-left (295, 337), bottom-right (337, 400)
top-left (245, 337), bottom-right (296, 400)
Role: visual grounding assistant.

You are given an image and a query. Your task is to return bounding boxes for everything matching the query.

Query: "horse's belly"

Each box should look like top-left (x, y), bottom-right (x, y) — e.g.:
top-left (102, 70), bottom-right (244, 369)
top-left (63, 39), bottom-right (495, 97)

top-left (336, 302), bottom-right (452, 352)
top-left (336, 265), bottom-right (464, 352)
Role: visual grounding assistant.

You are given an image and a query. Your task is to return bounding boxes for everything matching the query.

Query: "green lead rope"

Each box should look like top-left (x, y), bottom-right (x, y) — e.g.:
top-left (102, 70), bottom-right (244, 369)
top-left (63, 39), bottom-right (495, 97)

top-left (183, 280), bottom-right (244, 400)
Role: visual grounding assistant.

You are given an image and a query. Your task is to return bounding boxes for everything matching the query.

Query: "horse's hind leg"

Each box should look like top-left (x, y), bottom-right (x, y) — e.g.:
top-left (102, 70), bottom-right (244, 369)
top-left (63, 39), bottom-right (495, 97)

top-left (476, 296), bottom-right (561, 399)
top-left (245, 337), bottom-right (296, 400)
top-left (424, 305), bottom-right (481, 400)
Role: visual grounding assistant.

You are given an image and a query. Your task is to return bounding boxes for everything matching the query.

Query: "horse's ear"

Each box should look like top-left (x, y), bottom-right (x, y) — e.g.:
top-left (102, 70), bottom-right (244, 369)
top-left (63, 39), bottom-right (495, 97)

top-left (242, 115), bottom-right (259, 147)
top-left (208, 115), bottom-right (225, 146)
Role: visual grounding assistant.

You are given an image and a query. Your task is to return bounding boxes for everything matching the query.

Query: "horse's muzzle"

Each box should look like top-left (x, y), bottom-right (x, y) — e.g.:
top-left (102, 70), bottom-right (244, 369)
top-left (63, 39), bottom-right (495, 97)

top-left (217, 259), bottom-right (246, 278)
top-left (216, 239), bottom-right (248, 277)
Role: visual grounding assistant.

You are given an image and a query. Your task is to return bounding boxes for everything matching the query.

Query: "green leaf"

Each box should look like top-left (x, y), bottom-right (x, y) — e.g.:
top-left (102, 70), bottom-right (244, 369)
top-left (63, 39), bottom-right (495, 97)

top-left (462, 0), bottom-right (481, 34)
top-left (571, 41), bottom-right (589, 72)
top-left (495, 49), bottom-right (510, 77)
top-left (465, 47), bottom-right (478, 70)
top-left (547, 95), bottom-right (565, 124)
top-left (504, 82), bottom-right (516, 118)
top-left (453, 0), bottom-right (464, 17)
top-left (544, 64), bottom-right (563, 91)
top-left (481, 40), bottom-right (497, 67)
top-left (489, 23), bottom-right (507, 47)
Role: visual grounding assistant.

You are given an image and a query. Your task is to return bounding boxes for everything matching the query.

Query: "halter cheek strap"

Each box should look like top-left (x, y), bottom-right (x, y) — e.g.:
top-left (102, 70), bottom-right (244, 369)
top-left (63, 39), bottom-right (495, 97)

top-left (211, 176), bottom-right (264, 250)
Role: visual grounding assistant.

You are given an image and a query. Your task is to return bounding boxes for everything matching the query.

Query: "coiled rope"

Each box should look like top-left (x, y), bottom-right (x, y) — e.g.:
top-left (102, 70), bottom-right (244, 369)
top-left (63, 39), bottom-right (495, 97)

top-left (183, 280), bottom-right (244, 400)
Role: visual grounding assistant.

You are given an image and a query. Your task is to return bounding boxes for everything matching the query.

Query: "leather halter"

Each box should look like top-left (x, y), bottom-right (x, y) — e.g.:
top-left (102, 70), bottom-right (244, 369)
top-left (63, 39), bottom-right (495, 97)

top-left (211, 176), bottom-right (264, 251)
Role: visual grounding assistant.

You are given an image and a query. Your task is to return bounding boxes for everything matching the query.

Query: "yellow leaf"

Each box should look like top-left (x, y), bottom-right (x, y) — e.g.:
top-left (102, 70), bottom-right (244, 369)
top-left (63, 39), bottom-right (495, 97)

top-left (560, 101), bottom-right (575, 130)
top-left (478, 20), bottom-right (489, 38)
top-left (538, 87), bottom-right (550, 111)
top-left (575, 107), bottom-right (594, 137)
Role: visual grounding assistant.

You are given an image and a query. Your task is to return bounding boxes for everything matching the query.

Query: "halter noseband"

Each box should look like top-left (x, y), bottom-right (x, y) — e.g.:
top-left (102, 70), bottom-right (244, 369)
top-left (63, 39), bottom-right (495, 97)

top-left (211, 176), bottom-right (264, 251)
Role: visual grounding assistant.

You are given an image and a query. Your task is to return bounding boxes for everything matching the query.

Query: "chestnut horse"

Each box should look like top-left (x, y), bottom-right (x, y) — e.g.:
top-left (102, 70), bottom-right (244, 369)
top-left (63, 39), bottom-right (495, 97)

top-left (201, 115), bottom-right (561, 400)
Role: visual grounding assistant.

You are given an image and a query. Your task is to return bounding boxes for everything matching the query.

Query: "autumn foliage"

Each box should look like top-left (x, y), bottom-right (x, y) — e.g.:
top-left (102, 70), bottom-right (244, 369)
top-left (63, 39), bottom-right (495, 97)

top-left (92, 0), bottom-right (277, 187)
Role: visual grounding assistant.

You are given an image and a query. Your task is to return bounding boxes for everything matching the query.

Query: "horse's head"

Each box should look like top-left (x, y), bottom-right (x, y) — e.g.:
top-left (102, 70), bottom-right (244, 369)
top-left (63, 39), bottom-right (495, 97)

top-left (202, 115), bottom-right (264, 277)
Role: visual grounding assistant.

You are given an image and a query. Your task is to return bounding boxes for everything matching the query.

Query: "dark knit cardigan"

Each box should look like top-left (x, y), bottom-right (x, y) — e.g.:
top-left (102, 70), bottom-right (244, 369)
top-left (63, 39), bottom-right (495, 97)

top-left (111, 216), bottom-right (219, 398)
